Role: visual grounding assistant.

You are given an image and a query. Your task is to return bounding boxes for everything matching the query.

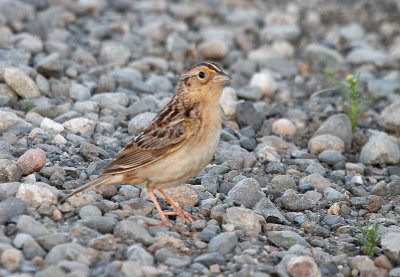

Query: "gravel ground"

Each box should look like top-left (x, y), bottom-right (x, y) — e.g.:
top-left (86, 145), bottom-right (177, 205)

top-left (0, 0), bottom-right (400, 276)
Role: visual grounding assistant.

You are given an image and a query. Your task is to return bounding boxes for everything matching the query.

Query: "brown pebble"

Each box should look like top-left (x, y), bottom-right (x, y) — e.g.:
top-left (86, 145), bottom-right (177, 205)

top-left (17, 148), bottom-right (46, 175)
top-left (94, 185), bottom-right (118, 199)
top-left (375, 255), bottom-right (392, 272)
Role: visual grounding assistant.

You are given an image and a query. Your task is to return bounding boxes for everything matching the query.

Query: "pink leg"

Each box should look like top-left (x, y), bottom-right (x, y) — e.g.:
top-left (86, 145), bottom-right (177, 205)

top-left (147, 188), bottom-right (173, 228)
top-left (158, 189), bottom-right (194, 223)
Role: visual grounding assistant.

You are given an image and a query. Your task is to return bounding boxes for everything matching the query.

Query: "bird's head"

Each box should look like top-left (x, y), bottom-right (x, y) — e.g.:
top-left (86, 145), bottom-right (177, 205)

top-left (178, 62), bottom-right (231, 103)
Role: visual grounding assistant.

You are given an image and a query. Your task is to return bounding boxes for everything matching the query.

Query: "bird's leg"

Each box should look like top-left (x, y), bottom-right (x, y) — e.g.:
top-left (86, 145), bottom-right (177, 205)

top-left (158, 189), bottom-right (194, 223)
top-left (147, 188), bottom-right (173, 229)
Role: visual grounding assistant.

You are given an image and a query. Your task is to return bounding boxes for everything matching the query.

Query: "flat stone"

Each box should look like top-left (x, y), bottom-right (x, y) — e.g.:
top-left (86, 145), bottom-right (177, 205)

top-left (268, 231), bottom-right (309, 249)
top-left (4, 67), bottom-right (40, 99)
top-left (16, 182), bottom-right (58, 208)
top-left (227, 178), bottom-right (264, 208)
top-left (0, 197), bottom-right (26, 224)
top-left (208, 232), bottom-right (238, 254)
top-left (223, 206), bottom-right (264, 232)
top-left (45, 243), bottom-right (89, 265)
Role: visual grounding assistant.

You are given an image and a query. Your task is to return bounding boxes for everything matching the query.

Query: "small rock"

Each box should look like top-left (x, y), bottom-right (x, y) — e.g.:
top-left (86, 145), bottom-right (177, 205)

top-left (363, 195), bottom-right (382, 213)
top-left (193, 252), bottom-right (225, 266)
top-left (280, 189), bottom-right (315, 211)
top-left (0, 197), bottom-right (26, 224)
top-left (45, 243), bottom-right (89, 265)
top-left (69, 83), bottom-right (91, 101)
top-left (227, 178), bottom-right (264, 208)
top-left (270, 175), bottom-right (297, 192)
top-left (208, 232), bottom-right (238, 254)
top-left (78, 205), bottom-right (102, 218)
top-left (347, 49), bottom-right (392, 68)
top-left (360, 137), bottom-right (400, 165)
top-left (253, 197), bottom-right (289, 224)
top-left (89, 234), bottom-right (117, 251)
top-left (249, 72), bottom-right (277, 97)
top-left (127, 244), bottom-right (154, 266)
top-left (262, 24), bottom-right (300, 41)
top-left (304, 43), bottom-right (344, 70)
top-left (237, 86), bottom-right (262, 101)
top-left (16, 182), bottom-right (58, 208)
top-left (219, 87), bottom-right (237, 119)
top-left (164, 185), bottom-right (199, 206)
top-left (388, 181), bottom-right (400, 196)
top-left (318, 150), bottom-right (346, 165)
top-left (360, 268), bottom-right (389, 277)
top-left (223, 207), bottom-right (264, 232)
top-left (36, 53), bottom-right (63, 77)
top-left (17, 148), bottom-right (46, 175)
top-left (114, 220), bottom-right (154, 246)
top-left (198, 40), bottom-right (228, 60)
top-left (1, 248), bottom-right (22, 272)
top-left (340, 23), bottom-right (365, 41)
top-left (381, 232), bottom-right (400, 264)
top-left (0, 159), bottom-right (22, 182)
top-left (99, 41), bottom-right (131, 66)
top-left (16, 215), bottom-right (50, 238)
top-left (128, 112), bottom-right (156, 135)
top-left (40, 117), bottom-right (64, 133)
top-left (268, 231), bottom-right (309, 249)
top-left (350, 255), bottom-right (375, 271)
top-left (63, 117), bottom-right (96, 134)
top-left (4, 67), bottom-right (40, 99)
top-left (324, 187), bottom-right (345, 202)
top-left (272, 119), bottom-right (296, 136)
top-left (313, 114), bottom-right (353, 150)
top-left (299, 173), bottom-right (333, 192)
top-left (375, 255), bottom-right (392, 272)
top-left (308, 134), bottom-right (345, 155)
top-left (287, 255), bottom-right (321, 277)
top-left (121, 261), bottom-right (144, 277)
top-left (305, 162), bottom-right (326, 175)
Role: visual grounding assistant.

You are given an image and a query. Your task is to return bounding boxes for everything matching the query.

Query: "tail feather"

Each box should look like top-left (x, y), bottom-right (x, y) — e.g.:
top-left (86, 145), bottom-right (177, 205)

top-left (61, 175), bottom-right (114, 202)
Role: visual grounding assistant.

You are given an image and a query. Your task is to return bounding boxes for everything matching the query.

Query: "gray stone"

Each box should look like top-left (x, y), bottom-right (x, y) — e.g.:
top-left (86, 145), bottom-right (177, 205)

top-left (0, 197), bottom-right (26, 224)
top-left (323, 215), bottom-right (345, 226)
top-left (323, 187), bottom-right (345, 202)
top-left (63, 117), bottom-right (96, 134)
top-left (91, 92), bottom-right (129, 107)
top-left (128, 112), bottom-right (156, 135)
top-left (270, 175), bottom-right (297, 192)
top-left (121, 261), bottom-right (144, 277)
top-left (318, 150), bottom-right (346, 165)
top-left (0, 111), bottom-right (31, 131)
top-left (197, 225), bottom-right (221, 242)
top-left (36, 233), bottom-right (68, 251)
top-left (88, 234), bottom-right (117, 251)
top-left (119, 185), bottom-right (140, 199)
top-left (100, 41), bottom-right (131, 66)
top-left (253, 197), bottom-right (289, 225)
top-left (16, 215), bottom-right (50, 238)
top-left (262, 24), bottom-right (300, 41)
top-left (16, 182), bottom-right (58, 208)
top-left (127, 244), bottom-right (154, 266)
top-left (223, 207), bottom-right (263, 232)
top-left (164, 256), bottom-right (192, 267)
top-left (69, 83), bottom-right (91, 101)
top-left (368, 79), bottom-right (400, 100)
top-left (4, 67), bottom-right (40, 99)
top-left (198, 39), bottom-right (229, 60)
top-left (360, 137), bottom-right (400, 165)
top-left (78, 216), bottom-right (117, 234)
top-left (110, 68), bottom-right (143, 89)
top-left (340, 23), bottom-right (365, 41)
top-left (237, 86), bottom-right (262, 101)
top-left (268, 231), bottom-right (309, 249)
top-left (0, 182), bottom-right (20, 200)
top-left (114, 220), bottom-right (154, 246)
top-left (381, 232), bottom-right (400, 264)
top-left (35, 265), bottom-right (66, 277)
top-left (236, 101), bottom-right (265, 131)
top-left (45, 243), bottom-right (89, 265)
top-left (227, 178), bottom-right (264, 208)
top-left (0, 159), bottom-right (21, 182)
top-left (73, 101), bottom-right (99, 114)
top-left (380, 101), bottom-right (400, 132)
top-left (299, 173), bottom-right (333, 192)
top-left (193, 252), bottom-right (225, 266)
top-left (389, 268), bottom-right (400, 277)
top-left (313, 114), bottom-right (352, 150)
top-left (36, 53), bottom-right (63, 77)
top-left (305, 162), bottom-right (326, 175)
top-left (13, 233), bottom-right (46, 259)
top-left (308, 134), bottom-right (345, 155)
top-left (304, 44), bottom-right (344, 70)
top-left (280, 189), bottom-right (314, 211)
top-left (208, 232), bottom-right (238, 254)
top-left (388, 181), bottom-right (400, 195)
top-left (347, 49), bottom-right (393, 68)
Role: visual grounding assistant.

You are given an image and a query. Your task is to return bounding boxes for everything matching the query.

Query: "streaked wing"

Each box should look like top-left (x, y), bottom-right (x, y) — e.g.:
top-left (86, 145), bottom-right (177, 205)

top-left (103, 102), bottom-right (197, 174)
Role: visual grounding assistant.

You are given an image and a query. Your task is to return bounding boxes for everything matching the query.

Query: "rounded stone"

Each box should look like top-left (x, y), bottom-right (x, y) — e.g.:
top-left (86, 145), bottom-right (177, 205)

top-left (4, 67), bottom-right (40, 99)
top-left (272, 118), bottom-right (296, 136)
top-left (1, 248), bottom-right (22, 272)
top-left (249, 72), bottom-right (277, 97)
top-left (308, 134), bottom-right (345, 155)
top-left (17, 148), bottom-right (46, 175)
top-left (198, 40), bottom-right (229, 60)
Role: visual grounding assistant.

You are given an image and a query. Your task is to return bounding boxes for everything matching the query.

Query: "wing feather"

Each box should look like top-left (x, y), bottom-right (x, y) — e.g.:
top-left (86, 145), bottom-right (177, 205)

top-left (103, 102), bottom-right (197, 174)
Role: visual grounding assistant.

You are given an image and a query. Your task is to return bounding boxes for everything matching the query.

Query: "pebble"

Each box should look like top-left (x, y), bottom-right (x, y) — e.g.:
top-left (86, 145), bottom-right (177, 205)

top-left (268, 230), bottom-right (309, 249)
top-left (69, 83), bottom-right (91, 101)
top-left (163, 185), bottom-right (199, 206)
top-left (308, 134), bottom-right (345, 155)
top-left (381, 233), bottom-right (400, 264)
top-left (299, 173), bottom-right (333, 192)
top-left (0, 111), bottom-right (31, 131)
top-left (4, 67), bottom-right (40, 99)
top-left (36, 53), bottom-right (63, 77)
top-left (347, 49), bottom-right (392, 68)
top-left (16, 182), bottom-right (58, 208)
top-left (304, 43), bottom-right (344, 70)
top-left (249, 72), bottom-right (277, 97)
top-left (318, 150), bottom-right (345, 165)
top-left (16, 215), bottom-right (50, 238)
top-left (287, 255), bottom-right (321, 277)
top-left (17, 148), bottom-right (46, 175)
top-left (227, 178), bottom-right (264, 208)
top-left (128, 112), bottom-right (156, 135)
top-left (223, 207), bottom-right (263, 232)
top-left (0, 159), bottom-right (22, 182)
top-left (127, 244), bottom-right (154, 266)
top-left (89, 234), bottom-right (118, 251)
top-left (99, 41), bottom-right (131, 66)
top-left (114, 220), bottom-right (154, 246)
top-left (323, 187), bottom-right (345, 202)
top-left (63, 117), bottom-right (96, 134)
top-left (360, 137), bottom-right (400, 165)
top-left (1, 248), bottom-right (22, 272)
top-left (270, 175), bottom-right (297, 192)
top-left (45, 243), bottom-right (89, 265)
top-left (280, 189), bottom-right (315, 211)
top-left (208, 232), bottom-right (238, 254)
top-left (198, 40), bottom-right (229, 60)
top-left (272, 119), bottom-right (297, 136)
top-left (0, 197), bottom-right (27, 224)
top-left (40, 117), bottom-right (64, 133)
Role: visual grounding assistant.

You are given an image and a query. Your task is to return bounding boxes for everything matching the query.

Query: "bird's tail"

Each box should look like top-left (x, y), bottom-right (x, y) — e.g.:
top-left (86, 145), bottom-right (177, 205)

top-left (61, 174), bottom-right (114, 202)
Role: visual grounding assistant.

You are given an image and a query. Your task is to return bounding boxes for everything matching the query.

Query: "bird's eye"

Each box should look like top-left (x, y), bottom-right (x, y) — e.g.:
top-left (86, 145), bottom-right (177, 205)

top-left (198, 71), bottom-right (205, 79)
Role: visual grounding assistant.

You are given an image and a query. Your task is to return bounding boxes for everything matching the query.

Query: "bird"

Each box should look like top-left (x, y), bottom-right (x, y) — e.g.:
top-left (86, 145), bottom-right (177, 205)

top-left (62, 62), bottom-right (231, 228)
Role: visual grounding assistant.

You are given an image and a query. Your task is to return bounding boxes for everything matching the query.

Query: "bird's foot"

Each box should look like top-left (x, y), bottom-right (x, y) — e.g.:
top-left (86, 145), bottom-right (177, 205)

top-left (163, 207), bottom-right (194, 223)
top-left (146, 218), bottom-right (173, 229)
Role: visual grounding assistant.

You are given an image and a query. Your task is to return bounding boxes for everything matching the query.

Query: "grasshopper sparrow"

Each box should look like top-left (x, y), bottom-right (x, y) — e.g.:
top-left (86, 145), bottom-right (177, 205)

top-left (63, 62), bottom-right (231, 228)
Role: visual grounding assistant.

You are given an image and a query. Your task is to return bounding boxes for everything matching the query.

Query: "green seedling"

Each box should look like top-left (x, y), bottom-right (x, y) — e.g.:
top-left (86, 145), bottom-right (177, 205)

top-left (357, 221), bottom-right (380, 258)
top-left (20, 99), bottom-right (34, 112)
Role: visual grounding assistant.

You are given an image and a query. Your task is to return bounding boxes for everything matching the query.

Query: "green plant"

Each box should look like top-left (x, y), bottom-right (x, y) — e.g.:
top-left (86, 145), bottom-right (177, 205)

top-left (20, 99), bottom-right (34, 112)
top-left (324, 66), bottom-right (338, 83)
top-left (337, 74), bottom-right (367, 133)
top-left (357, 221), bottom-right (380, 258)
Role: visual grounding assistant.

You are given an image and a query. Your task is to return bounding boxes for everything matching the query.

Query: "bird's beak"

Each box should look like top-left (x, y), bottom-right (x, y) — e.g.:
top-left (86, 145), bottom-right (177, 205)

top-left (213, 70), bottom-right (232, 83)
